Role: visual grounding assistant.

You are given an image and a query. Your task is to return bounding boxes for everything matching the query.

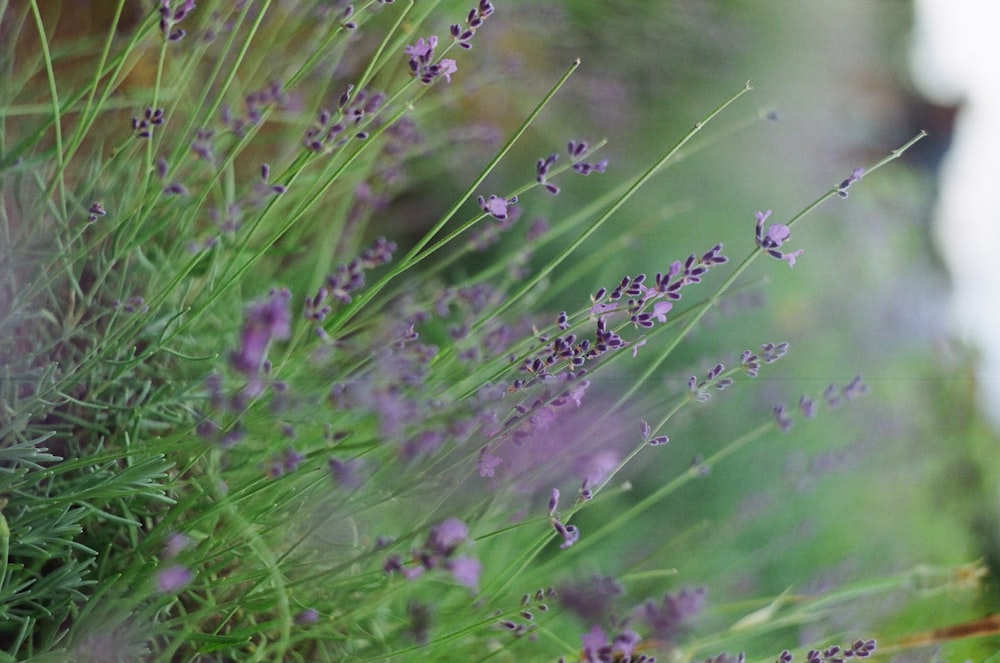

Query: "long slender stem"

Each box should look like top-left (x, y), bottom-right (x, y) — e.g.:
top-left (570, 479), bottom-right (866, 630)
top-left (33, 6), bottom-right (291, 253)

top-left (28, 1), bottom-right (67, 221)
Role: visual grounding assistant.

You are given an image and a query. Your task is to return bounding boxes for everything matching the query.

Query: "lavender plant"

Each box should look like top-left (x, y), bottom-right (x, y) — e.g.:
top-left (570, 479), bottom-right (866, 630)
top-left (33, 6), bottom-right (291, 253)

top-left (0, 2), bottom-right (984, 662)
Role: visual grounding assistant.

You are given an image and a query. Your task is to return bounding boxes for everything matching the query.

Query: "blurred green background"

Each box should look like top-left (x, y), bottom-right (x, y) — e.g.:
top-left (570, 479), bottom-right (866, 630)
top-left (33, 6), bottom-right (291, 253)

top-left (416, 1), bottom-right (1000, 658)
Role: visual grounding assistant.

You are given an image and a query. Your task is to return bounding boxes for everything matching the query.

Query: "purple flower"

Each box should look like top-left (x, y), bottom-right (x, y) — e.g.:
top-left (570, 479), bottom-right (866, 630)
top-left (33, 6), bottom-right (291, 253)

top-left (477, 446), bottom-right (502, 477)
top-left (651, 300), bottom-right (673, 323)
top-left (405, 35), bottom-right (459, 84)
top-left (329, 457), bottom-right (364, 489)
top-left (156, 565), bottom-right (193, 593)
top-left (426, 517), bottom-right (468, 556)
top-left (438, 58), bottom-right (458, 83)
top-left (581, 625), bottom-right (610, 663)
top-left (552, 519), bottom-right (579, 549)
top-left (447, 555), bottom-right (482, 589)
top-left (132, 107), bottom-right (164, 138)
top-left (405, 36), bottom-right (437, 60)
top-left (773, 403), bottom-right (794, 432)
top-left (295, 608), bottom-right (320, 625)
top-left (559, 575), bottom-right (623, 623)
top-left (754, 210), bottom-right (803, 267)
top-left (837, 167), bottom-right (865, 198)
top-left (163, 532), bottom-right (191, 558)
top-left (230, 288), bottom-right (292, 376)
top-left (450, 0), bottom-right (495, 49)
top-left (478, 194), bottom-right (517, 220)
top-left (547, 488), bottom-right (561, 516)
top-left (159, 0), bottom-right (196, 41)
top-left (87, 201), bottom-right (107, 222)
top-left (639, 586), bottom-right (706, 644)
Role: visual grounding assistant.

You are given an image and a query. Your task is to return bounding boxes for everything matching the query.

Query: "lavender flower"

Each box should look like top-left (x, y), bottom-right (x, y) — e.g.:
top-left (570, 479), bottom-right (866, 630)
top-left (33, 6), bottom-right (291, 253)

top-left (328, 457), bottom-right (365, 489)
top-left (156, 565), bottom-right (193, 593)
top-left (295, 609), bottom-right (320, 625)
top-left (476, 446), bottom-right (502, 477)
top-left (836, 167), bottom-right (865, 198)
top-left (551, 519), bottom-right (579, 549)
top-left (159, 0), bottom-right (196, 41)
top-left (384, 517), bottom-right (481, 592)
top-left (405, 36), bottom-right (458, 85)
top-left (638, 586), bottom-right (706, 645)
top-left (450, 0), bottom-right (495, 49)
top-left (306, 237), bottom-right (397, 321)
top-left (446, 555), bottom-right (482, 589)
top-left (132, 107), bottom-right (165, 138)
top-left (559, 574), bottom-right (622, 623)
top-left (536, 153), bottom-right (560, 194)
top-left (773, 403), bottom-right (794, 432)
top-left (230, 288), bottom-right (292, 376)
top-left (87, 201), bottom-right (106, 223)
top-left (478, 194), bottom-right (518, 220)
top-left (754, 210), bottom-right (803, 267)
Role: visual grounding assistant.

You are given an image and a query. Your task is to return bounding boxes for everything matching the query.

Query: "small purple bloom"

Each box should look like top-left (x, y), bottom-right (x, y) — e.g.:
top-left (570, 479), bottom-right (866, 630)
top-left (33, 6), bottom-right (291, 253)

top-left (447, 555), bottom-right (482, 589)
top-left (754, 210), bottom-right (803, 267)
top-left (450, 0), bottom-right (494, 49)
top-left (478, 194), bottom-right (517, 220)
top-left (438, 58), bottom-right (458, 83)
top-left (548, 488), bottom-right (560, 516)
top-left (639, 586), bottom-right (707, 644)
top-left (773, 403), bottom-right (794, 432)
top-left (651, 300), bottom-right (673, 322)
top-left (552, 519), bottom-right (579, 549)
top-left (837, 167), bottom-right (865, 198)
top-left (163, 532), bottom-right (191, 558)
top-left (477, 446), bottom-right (502, 477)
top-left (405, 35), bottom-right (437, 60)
top-left (426, 517), bottom-right (468, 556)
top-left (295, 608), bottom-right (320, 625)
top-left (156, 565), bottom-right (193, 593)
top-left (87, 201), bottom-right (107, 222)
top-left (329, 457), bottom-right (365, 489)
top-left (230, 288), bottom-right (292, 376)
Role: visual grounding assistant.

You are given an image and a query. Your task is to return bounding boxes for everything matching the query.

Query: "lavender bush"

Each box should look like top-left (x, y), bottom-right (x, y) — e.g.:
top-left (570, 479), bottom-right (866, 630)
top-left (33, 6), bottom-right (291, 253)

top-left (0, 2), bottom-right (986, 661)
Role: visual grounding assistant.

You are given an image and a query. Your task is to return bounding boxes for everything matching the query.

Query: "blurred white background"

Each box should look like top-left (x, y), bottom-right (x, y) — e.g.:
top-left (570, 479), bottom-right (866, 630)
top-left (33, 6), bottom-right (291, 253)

top-left (911, 0), bottom-right (1000, 430)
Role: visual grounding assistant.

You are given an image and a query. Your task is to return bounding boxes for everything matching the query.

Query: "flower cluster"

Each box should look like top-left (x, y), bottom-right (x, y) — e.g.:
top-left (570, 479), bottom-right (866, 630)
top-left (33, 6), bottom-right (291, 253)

top-left (230, 288), bottom-right (292, 376)
top-left (536, 140), bottom-right (610, 195)
top-left (578, 626), bottom-right (650, 663)
top-left (304, 236), bottom-right (397, 322)
top-left (158, 0), bottom-right (195, 41)
top-left (221, 81), bottom-right (288, 138)
top-left (304, 88), bottom-right (387, 152)
top-left (405, 36), bottom-right (458, 85)
top-left (496, 587), bottom-right (556, 638)
top-left (478, 194), bottom-right (518, 221)
top-left (568, 139), bottom-right (609, 175)
top-left (549, 584), bottom-right (706, 662)
top-left (450, 0), bottom-right (495, 49)
top-left (383, 517), bottom-right (482, 590)
top-left (773, 375), bottom-right (867, 432)
top-left (754, 210), bottom-right (803, 267)
top-left (640, 420), bottom-right (670, 446)
top-left (777, 640), bottom-right (877, 663)
top-left (589, 244), bottom-right (728, 330)
top-left (87, 201), bottom-right (106, 223)
top-left (547, 488), bottom-right (580, 549)
top-left (836, 167), bottom-right (865, 198)
top-left (688, 363), bottom-right (734, 402)
top-left (132, 107), bottom-right (164, 139)
top-left (740, 341), bottom-right (789, 377)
